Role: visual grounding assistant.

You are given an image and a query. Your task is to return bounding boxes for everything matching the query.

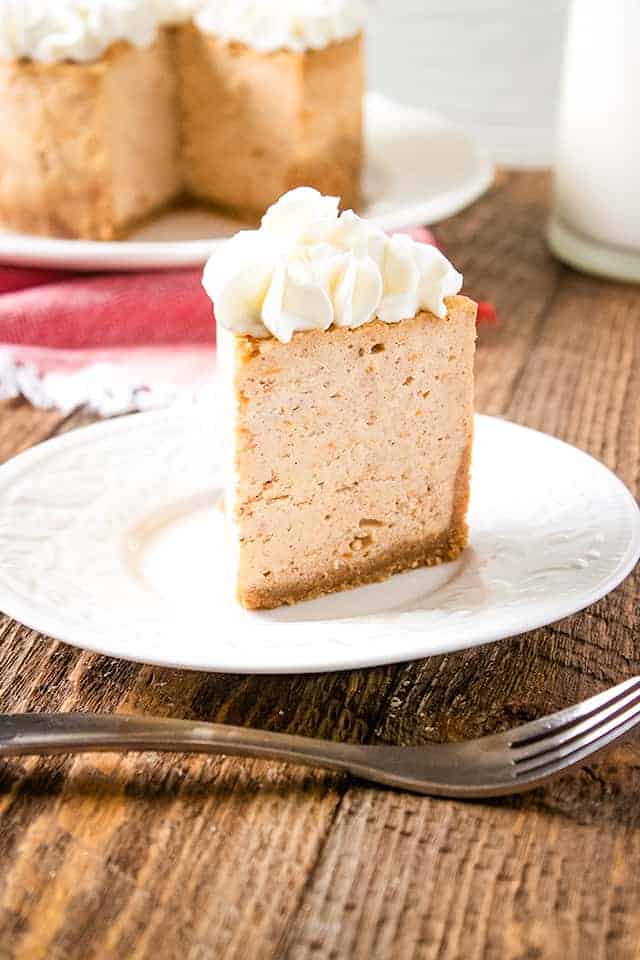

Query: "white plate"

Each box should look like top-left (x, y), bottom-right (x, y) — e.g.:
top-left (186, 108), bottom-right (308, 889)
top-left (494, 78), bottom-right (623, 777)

top-left (0, 93), bottom-right (493, 272)
top-left (0, 410), bottom-right (638, 674)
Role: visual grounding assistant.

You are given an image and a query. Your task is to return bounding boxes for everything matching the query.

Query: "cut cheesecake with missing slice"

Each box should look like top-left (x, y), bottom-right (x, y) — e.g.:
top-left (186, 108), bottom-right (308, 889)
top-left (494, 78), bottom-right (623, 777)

top-left (203, 189), bottom-right (476, 610)
top-left (0, 1), bottom-right (365, 240)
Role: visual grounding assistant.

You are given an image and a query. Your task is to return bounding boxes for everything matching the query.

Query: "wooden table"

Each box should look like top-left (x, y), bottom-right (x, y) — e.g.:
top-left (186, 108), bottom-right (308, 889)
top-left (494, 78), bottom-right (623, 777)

top-left (1, 171), bottom-right (639, 960)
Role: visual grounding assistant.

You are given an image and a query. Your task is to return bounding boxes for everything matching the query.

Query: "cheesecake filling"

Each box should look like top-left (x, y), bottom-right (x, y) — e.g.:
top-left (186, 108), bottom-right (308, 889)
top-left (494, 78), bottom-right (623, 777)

top-left (202, 188), bottom-right (463, 343)
top-left (221, 303), bottom-right (476, 609)
top-left (0, 0), bottom-right (365, 63)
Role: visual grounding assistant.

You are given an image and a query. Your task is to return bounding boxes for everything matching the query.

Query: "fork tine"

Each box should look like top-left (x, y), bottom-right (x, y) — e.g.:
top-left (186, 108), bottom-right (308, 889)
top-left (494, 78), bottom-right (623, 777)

top-left (509, 684), bottom-right (640, 761)
top-left (513, 700), bottom-right (640, 777)
top-left (503, 676), bottom-right (640, 748)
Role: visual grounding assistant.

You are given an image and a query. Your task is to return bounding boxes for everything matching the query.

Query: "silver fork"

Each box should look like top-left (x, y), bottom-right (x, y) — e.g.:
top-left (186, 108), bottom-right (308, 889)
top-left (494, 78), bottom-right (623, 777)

top-left (1, 676), bottom-right (639, 798)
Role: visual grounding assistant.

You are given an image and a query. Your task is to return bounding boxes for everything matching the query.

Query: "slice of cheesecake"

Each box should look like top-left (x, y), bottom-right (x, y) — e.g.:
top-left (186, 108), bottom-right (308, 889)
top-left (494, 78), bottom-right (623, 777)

top-left (204, 188), bottom-right (476, 610)
top-left (0, 34), bottom-right (181, 240)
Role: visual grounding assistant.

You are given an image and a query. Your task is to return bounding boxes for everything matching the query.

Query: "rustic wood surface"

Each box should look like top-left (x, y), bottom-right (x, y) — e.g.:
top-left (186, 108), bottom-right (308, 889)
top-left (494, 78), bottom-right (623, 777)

top-left (1, 171), bottom-right (639, 960)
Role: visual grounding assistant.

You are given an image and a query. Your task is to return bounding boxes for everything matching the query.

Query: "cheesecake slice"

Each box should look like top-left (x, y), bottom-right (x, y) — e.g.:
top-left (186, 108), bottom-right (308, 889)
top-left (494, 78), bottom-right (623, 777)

top-left (204, 188), bottom-right (476, 610)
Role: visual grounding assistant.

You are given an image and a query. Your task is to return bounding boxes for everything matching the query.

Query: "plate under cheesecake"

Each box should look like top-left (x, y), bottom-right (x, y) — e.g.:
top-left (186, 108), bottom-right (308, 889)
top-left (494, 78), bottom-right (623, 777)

top-left (0, 408), bottom-right (637, 674)
top-left (1, 187), bottom-right (637, 668)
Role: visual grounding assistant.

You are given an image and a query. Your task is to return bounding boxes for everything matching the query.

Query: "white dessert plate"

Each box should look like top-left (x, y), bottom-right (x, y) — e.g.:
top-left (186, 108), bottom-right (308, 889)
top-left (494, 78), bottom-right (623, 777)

top-left (0, 410), bottom-right (638, 675)
top-left (0, 93), bottom-right (493, 272)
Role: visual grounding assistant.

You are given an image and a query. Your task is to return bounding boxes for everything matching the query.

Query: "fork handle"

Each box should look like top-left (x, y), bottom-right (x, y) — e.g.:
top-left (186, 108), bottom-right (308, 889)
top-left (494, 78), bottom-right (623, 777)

top-left (0, 712), bottom-right (365, 769)
top-left (0, 712), bottom-right (468, 795)
top-left (0, 712), bottom-right (426, 788)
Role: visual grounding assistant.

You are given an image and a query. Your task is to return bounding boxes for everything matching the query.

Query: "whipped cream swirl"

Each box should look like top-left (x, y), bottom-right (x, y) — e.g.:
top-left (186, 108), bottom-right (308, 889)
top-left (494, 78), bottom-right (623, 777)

top-left (203, 188), bottom-right (463, 344)
top-left (195, 0), bottom-right (367, 55)
top-left (0, 0), bottom-right (365, 63)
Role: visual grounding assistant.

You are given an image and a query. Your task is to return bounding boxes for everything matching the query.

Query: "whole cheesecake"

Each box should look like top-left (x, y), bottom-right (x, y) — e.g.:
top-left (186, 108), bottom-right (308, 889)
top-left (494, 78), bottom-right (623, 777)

top-left (0, 0), bottom-right (365, 240)
top-left (203, 188), bottom-right (477, 610)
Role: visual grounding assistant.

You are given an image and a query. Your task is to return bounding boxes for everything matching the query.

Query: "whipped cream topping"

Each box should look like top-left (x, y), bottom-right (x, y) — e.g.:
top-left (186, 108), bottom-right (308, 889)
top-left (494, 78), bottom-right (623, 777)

top-left (202, 188), bottom-right (463, 344)
top-left (0, 0), bottom-right (365, 63)
top-left (195, 0), bottom-right (366, 55)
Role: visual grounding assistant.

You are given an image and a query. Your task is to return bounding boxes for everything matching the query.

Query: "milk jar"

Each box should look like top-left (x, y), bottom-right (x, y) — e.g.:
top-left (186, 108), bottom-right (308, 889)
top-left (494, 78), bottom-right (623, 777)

top-left (548, 0), bottom-right (640, 281)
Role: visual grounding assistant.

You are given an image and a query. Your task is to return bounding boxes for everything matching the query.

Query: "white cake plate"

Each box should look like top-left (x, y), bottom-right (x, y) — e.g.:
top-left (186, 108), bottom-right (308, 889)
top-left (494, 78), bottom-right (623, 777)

top-left (0, 410), bottom-right (638, 674)
top-left (0, 93), bottom-right (493, 272)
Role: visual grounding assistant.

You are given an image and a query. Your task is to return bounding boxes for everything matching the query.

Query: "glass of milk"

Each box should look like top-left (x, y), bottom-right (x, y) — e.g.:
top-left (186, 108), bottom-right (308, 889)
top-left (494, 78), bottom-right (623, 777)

top-left (548, 0), bottom-right (640, 282)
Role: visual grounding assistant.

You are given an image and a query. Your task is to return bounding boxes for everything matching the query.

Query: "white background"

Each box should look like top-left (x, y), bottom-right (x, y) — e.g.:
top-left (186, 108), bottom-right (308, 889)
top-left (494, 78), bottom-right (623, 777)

top-left (368, 0), bottom-right (569, 167)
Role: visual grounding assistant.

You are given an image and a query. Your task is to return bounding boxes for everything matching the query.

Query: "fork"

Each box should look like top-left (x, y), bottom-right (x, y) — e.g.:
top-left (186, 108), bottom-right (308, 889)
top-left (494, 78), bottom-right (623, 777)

top-left (1, 676), bottom-right (639, 798)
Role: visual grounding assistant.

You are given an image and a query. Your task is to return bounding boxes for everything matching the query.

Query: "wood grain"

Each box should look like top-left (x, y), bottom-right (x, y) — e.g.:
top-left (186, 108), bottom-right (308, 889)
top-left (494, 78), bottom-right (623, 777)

top-left (1, 172), bottom-right (639, 960)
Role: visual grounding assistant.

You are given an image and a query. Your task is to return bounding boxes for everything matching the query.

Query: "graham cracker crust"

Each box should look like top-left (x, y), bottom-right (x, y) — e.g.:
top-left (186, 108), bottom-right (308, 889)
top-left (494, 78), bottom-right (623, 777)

top-left (239, 522), bottom-right (468, 611)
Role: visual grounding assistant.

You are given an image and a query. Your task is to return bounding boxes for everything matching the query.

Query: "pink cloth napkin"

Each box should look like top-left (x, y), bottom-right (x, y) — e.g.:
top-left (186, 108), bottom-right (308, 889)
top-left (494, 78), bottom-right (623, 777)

top-left (0, 227), bottom-right (496, 416)
top-left (0, 265), bottom-right (218, 414)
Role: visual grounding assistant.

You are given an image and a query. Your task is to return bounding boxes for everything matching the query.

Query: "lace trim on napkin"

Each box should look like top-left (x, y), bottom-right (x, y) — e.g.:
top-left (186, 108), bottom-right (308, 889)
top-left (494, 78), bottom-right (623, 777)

top-left (0, 347), bottom-right (217, 417)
